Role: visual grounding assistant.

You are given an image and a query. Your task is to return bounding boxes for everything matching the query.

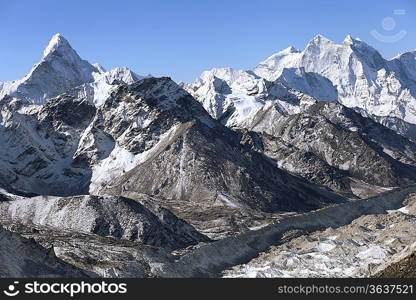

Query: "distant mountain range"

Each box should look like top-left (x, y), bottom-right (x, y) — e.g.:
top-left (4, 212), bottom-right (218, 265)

top-left (185, 34), bottom-right (416, 141)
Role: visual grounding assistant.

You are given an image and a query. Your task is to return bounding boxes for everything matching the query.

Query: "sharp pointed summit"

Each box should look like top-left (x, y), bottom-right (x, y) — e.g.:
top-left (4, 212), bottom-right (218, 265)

top-left (308, 34), bottom-right (334, 45)
top-left (343, 34), bottom-right (354, 44)
top-left (0, 34), bottom-right (100, 104)
top-left (42, 33), bottom-right (72, 59)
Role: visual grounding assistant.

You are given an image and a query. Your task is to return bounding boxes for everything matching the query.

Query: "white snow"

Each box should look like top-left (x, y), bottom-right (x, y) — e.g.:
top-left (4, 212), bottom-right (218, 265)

top-left (356, 246), bottom-right (387, 260)
top-left (76, 67), bottom-right (144, 106)
top-left (89, 124), bottom-right (180, 194)
top-left (253, 34), bottom-right (416, 126)
top-left (316, 242), bottom-right (337, 252)
top-left (42, 33), bottom-right (66, 58)
top-left (398, 206), bottom-right (410, 214)
top-left (185, 67), bottom-right (318, 127)
top-left (229, 93), bottom-right (264, 123)
top-left (387, 205), bottom-right (410, 214)
top-left (186, 34), bottom-right (416, 131)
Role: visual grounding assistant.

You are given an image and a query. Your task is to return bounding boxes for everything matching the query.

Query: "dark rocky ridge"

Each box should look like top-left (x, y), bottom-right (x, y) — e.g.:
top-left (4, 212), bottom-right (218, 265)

top-left (239, 101), bottom-right (416, 197)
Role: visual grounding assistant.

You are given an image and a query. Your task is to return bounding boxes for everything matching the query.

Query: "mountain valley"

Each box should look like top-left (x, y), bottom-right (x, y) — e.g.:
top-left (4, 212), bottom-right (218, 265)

top-left (1, 34), bottom-right (416, 278)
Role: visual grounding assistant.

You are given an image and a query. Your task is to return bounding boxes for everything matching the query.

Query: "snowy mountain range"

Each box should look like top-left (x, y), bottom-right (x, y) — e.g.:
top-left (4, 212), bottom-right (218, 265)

top-left (1, 33), bottom-right (416, 278)
top-left (185, 34), bottom-right (416, 141)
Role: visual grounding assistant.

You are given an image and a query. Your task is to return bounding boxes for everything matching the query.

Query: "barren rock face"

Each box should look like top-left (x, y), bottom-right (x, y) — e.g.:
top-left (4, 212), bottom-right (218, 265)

top-left (373, 251), bottom-right (416, 278)
top-left (238, 102), bottom-right (416, 197)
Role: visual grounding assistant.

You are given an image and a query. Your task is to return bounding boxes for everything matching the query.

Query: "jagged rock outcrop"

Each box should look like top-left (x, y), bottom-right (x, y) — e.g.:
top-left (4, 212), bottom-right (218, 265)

top-left (373, 251), bottom-right (416, 278)
top-left (356, 108), bottom-right (416, 142)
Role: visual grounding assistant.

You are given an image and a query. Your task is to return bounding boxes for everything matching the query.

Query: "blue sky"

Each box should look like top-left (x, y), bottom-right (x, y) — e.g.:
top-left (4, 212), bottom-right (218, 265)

top-left (0, 0), bottom-right (415, 82)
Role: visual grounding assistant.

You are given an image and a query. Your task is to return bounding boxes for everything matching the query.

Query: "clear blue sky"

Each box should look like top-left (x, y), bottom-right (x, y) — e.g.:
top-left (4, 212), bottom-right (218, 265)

top-left (0, 0), bottom-right (415, 82)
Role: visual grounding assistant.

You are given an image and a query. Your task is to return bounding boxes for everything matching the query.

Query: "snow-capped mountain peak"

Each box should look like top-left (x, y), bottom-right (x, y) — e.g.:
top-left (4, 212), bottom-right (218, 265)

top-left (186, 34), bottom-right (416, 141)
top-left (42, 33), bottom-right (73, 59)
top-left (0, 34), bottom-right (145, 106)
top-left (343, 34), bottom-right (354, 44)
top-left (342, 34), bottom-right (364, 46)
top-left (71, 66), bottom-right (146, 106)
top-left (95, 66), bottom-right (143, 84)
top-left (308, 34), bottom-right (335, 46)
top-left (0, 33), bottom-right (100, 104)
top-left (92, 63), bottom-right (107, 73)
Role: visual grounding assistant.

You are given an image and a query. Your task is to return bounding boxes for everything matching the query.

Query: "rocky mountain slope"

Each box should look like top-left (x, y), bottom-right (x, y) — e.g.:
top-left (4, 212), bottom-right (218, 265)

top-left (96, 78), bottom-right (345, 212)
top-left (0, 225), bottom-right (91, 277)
top-left (2, 184), bottom-right (415, 278)
top-left (238, 101), bottom-right (416, 197)
top-left (374, 251), bottom-right (416, 278)
top-left (0, 194), bottom-right (208, 251)
top-left (0, 94), bottom-right (94, 196)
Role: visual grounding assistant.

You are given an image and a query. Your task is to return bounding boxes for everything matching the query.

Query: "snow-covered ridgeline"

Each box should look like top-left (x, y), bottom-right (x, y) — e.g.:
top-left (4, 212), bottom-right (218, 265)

top-left (253, 34), bottom-right (416, 124)
top-left (187, 35), bottom-right (416, 137)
